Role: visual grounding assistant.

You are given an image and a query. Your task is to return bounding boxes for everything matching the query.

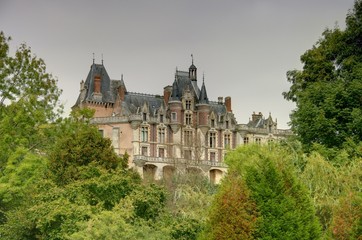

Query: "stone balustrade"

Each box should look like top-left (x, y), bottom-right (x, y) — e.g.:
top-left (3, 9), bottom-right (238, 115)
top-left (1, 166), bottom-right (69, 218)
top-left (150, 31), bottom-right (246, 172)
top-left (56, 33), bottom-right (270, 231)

top-left (133, 155), bottom-right (227, 168)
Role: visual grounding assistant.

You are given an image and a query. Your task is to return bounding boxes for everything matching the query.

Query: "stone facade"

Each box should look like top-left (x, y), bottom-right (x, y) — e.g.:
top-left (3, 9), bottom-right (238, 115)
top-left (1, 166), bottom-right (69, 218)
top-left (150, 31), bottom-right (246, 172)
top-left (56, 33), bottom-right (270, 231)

top-left (73, 60), bottom-right (292, 183)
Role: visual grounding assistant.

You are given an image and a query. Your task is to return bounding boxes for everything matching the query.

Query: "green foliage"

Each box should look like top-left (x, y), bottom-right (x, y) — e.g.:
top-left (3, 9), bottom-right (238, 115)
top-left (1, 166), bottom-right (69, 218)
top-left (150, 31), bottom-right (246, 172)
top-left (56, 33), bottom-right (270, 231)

top-left (330, 192), bottom-right (362, 239)
top-left (0, 167), bottom-right (143, 239)
top-left (225, 144), bottom-right (322, 239)
top-left (0, 31), bottom-right (62, 169)
top-left (283, 1), bottom-right (362, 150)
top-left (48, 119), bottom-right (122, 185)
top-left (201, 172), bottom-right (258, 240)
top-left (300, 150), bottom-right (362, 233)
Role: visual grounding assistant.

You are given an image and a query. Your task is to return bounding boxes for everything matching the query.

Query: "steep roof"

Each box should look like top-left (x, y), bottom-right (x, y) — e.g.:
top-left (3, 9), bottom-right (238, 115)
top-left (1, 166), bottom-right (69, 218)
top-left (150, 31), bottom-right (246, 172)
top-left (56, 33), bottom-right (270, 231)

top-left (174, 70), bottom-right (200, 99)
top-left (121, 92), bottom-right (164, 116)
top-left (199, 80), bottom-right (209, 104)
top-left (77, 63), bottom-right (115, 104)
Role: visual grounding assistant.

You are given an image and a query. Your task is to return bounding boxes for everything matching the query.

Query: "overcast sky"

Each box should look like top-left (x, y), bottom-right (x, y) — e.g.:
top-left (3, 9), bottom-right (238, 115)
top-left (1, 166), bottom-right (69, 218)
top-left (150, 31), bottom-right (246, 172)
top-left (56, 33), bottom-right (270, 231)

top-left (0, 0), bottom-right (355, 128)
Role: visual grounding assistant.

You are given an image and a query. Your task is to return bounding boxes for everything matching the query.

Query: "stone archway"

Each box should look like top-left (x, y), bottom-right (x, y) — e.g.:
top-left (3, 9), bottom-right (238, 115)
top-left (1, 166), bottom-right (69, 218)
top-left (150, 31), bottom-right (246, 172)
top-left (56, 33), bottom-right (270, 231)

top-left (210, 169), bottom-right (224, 184)
top-left (143, 164), bottom-right (157, 181)
top-left (163, 165), bottom-right (175, 182)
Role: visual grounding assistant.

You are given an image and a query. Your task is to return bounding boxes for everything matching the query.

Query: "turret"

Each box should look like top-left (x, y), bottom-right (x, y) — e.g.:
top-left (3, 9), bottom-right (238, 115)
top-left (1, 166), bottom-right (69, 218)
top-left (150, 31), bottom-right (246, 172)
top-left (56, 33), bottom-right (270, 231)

top-left (168, 79), bottom-right (182, 133)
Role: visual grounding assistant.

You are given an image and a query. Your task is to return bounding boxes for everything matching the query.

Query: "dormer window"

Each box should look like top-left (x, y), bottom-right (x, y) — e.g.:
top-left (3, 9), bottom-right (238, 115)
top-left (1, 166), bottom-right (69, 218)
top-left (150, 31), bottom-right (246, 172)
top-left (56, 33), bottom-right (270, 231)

top-left (143, 112), bottom-right (147, 122)
top-left (226, 120), bottom-right (229, 129)
top-left (160, 114), bottom-right (164, 123)
top-left (211, 119), bottom-right (215, 128)
top-left (186, 100), bottom-right (191, 110)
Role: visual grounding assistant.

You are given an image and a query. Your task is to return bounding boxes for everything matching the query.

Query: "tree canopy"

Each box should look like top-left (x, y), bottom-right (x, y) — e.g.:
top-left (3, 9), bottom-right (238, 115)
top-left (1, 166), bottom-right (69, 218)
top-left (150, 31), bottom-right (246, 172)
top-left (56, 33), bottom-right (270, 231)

top-left (283, 0), bottom-right (362, 150)
top-left (0, 31), bottom-right (62, 169)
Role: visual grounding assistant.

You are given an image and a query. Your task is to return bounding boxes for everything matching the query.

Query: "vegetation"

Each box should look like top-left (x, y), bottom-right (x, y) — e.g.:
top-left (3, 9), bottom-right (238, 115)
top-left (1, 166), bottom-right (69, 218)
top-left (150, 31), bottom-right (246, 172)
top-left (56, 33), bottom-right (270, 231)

top-left (283, 0), bottom-right (362, 150)
top-left (1, 1), bottom-right (362, 238)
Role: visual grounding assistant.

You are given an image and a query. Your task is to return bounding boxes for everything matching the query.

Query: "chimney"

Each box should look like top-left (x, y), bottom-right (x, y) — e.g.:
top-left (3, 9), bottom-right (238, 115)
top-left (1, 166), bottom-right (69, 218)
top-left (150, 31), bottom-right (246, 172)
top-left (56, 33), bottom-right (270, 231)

top-left (252, 112), bottom-right (263, 122)
top-left (163, 85), bottom-right (172, 105)
top-left (118, 85), bottom-right (125, 101)
top-left (225, 96), bottom-right (232, 112)
top-left (218, 97), bottom-right (223, 104)
top-left (94, 75), bottom-right (101, 93)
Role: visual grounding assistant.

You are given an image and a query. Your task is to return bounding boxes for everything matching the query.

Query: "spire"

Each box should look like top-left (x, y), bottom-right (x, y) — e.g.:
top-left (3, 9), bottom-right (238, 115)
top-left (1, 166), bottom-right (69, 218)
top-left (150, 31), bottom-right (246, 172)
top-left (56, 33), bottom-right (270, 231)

top-left (199, 76), bottom-right (209, 104)
top-left (92, 53), bottom-right (95, 64)
top-left (189, 54), bottom-right (197, 81)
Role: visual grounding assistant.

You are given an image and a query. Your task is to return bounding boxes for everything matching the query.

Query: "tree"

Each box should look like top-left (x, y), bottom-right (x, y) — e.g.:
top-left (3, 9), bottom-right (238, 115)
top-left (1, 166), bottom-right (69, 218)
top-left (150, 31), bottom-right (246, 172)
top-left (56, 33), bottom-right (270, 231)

top-left (0, 31), bottom-right (62, 168)
top-left (283, 1), bottom-right (362, 149)
top-left (201, 171), bottom-right (258, 240)
top-left (225, 144), bottom-right (322, 239)
top-left (47, 112), bottom-right (124, 185)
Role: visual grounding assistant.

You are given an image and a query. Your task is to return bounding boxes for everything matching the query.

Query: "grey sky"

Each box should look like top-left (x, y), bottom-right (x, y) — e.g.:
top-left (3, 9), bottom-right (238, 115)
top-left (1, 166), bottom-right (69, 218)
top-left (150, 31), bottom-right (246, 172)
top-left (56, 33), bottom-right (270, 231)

top-left (0, 0), bottom-right (355, 128)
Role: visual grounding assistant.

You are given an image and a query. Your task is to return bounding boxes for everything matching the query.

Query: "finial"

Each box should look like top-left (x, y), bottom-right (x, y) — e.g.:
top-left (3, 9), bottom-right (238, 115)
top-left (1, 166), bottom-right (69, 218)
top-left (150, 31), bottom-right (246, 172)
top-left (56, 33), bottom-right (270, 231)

top-left (121, 74), bottom-right (123, 81)
top-left (92, 53), bottom-right (95, 64)
top-left (203, 72), bottom-right (205, 83)
top-left (101, 53), bottom-right (103, 65)
top-left (191, 54), bottom-right (194, 65)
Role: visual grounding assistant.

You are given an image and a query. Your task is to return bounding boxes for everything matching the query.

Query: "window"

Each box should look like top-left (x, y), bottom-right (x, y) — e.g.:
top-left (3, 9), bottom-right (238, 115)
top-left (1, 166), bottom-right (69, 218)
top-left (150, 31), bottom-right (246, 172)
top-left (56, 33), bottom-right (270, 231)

top-left (112, 128), bottom-right (119, 149)
top-left (98, 129), bottom-right (104, 137)
top-left (184, 130), bottom-right (192, 145)
top-left (211, 119), bottom-right (215, 128)
top-left (244, 137), bottom-right (249, 145)
top-left (141, 127), bottom-right (148, 142)
top-left (209, 132), bottom-right (216, 148)
top-left (185, 113), bottom-right (192, 125)
top-left (158, 148), bottom-right (164, 158)
top-left (158, 128), bottom-right (165, 143)
top-left (210, 152), bottom-right (216, 161)
top-left (171, 112), bottom-right (177, 122)
top-left (186, 100), bottom-right (191, 110)
top-left (160, 114), bottom-right (164, 123)
top-left (256, 138), bottom-right (261, 144)
top-left (225, 120), bottom-right (229, 129)
top-left (143, 112), bottom-right (147, 122)
top-left (224, 134), bottom-right (231, 148)
top-left (142, 146), bottom-right (148, 156)
top-left (184, 149), bottom-right (192, 159)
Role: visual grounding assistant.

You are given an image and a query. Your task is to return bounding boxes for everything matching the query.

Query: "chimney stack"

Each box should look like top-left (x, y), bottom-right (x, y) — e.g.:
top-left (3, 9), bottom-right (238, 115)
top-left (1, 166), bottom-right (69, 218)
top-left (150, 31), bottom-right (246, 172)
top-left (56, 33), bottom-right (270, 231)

top-left (163, 85), bottom-right (172, 105)
top-left (225, 96), bottom-right (232, 112)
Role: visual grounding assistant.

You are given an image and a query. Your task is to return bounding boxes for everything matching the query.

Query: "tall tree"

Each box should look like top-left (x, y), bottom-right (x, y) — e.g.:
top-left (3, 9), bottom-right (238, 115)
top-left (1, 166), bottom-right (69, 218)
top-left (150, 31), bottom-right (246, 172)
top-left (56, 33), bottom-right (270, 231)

top-left (283, 0), bottom-right (362, 149)
top-left (201, 171), bottom-right (258, 240)
top-left (225, 145), bottom-right (322, 239)
top-left (0, 31), bottom-right (62, 168)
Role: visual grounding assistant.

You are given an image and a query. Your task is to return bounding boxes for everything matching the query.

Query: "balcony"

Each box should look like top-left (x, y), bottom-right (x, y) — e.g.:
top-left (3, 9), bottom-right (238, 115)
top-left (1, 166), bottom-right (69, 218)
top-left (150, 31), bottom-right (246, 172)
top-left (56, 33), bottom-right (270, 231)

top-left (133, 155), bottom-right (227, 168)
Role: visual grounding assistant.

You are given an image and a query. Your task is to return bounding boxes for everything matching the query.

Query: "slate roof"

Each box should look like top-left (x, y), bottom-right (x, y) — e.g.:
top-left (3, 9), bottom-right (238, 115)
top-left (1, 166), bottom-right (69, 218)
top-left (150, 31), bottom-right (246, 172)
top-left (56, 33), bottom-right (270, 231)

top-left (199, 80), bottom-right (209, 104)
top-left (75, 62), bottom-right (232, 121)
top-left (247, 113), bottom-right (276, 128)
top-left (172, 71), bottom-right (200, 100)
top-left (122, 92), bottom-right (164, 117)
top-left (76, 63), bottom-right (115, 105)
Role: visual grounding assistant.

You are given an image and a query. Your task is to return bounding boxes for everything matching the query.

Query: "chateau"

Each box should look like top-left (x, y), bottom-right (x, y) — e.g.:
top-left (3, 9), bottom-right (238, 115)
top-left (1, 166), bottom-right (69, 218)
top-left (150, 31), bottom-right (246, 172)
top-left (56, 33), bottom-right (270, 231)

top-left (73, 59), bottom-right (292, 183)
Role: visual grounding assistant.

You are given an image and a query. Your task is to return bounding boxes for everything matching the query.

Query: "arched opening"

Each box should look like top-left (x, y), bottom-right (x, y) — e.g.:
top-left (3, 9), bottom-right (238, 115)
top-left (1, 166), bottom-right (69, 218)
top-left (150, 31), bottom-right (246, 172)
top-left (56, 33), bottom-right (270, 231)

top-left (210, 169), bottom-right (224, 184)
top-left (143, 164), bottom-right (157, 182)
top-left (163, 165), bottom-right (175, 182)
